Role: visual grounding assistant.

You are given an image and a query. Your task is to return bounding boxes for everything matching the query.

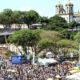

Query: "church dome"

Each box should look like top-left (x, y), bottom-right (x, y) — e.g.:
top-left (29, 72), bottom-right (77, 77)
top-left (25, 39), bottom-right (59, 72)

top-left (56, 1), bottom-right (63, 7)
top-left (66, 0), bottom-right (73, 6)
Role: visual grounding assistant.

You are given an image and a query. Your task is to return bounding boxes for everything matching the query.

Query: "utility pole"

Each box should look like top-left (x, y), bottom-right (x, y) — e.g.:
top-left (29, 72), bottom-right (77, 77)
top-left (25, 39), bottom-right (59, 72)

top-left (79, 44), bottom-right (80, 63)
top-left (32, 47), bottom-right (35, 65)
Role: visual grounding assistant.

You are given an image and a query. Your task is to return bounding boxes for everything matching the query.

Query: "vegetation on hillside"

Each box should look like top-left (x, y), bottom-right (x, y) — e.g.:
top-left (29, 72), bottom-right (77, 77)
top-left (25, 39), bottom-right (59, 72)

top-left (0, 9), bottom-right (80, 57)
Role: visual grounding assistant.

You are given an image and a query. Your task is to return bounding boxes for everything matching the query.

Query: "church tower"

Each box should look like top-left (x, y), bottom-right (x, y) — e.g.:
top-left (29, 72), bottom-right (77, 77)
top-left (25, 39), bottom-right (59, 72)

top-left (55, 1), bottom-right (64, 15)
top-left (65, 0), bottom-right (73, 14)
top-left (65, 0), bottom-right (74, 22)
top-left (55, 0), bottom-right (74, 23)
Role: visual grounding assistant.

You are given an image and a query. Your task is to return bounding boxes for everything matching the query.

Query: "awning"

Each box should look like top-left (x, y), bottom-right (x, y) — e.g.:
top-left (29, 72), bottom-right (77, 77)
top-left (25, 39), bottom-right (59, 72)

top-left (0, 31), bottom-right (13, 36)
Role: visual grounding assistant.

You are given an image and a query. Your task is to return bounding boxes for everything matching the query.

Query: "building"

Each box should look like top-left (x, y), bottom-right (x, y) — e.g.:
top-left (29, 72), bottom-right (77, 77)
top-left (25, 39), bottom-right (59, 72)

top-left (55, 0), bottom-right (80, 23)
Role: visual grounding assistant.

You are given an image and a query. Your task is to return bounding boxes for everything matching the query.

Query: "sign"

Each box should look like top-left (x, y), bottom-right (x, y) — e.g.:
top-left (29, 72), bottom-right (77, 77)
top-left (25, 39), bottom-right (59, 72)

top-left (10, 55), bottom-right (30, 64)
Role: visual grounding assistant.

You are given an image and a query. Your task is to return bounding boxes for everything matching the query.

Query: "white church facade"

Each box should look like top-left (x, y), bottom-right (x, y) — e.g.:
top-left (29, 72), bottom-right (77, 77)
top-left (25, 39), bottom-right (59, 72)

top-left (55, 0), bottom-right (80, 23)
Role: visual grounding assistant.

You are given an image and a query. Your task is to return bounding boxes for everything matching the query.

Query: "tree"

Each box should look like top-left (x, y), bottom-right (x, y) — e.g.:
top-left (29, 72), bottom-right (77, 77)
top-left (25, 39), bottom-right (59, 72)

top-left (37, 38), bottom-right (54, 52)
top-left (57, 39), bottom-right (74, 56)
top-left (12, 11), bottom-right (23, 24)
top-left (39, 16), bottom-right (49, 29)
top-left (74, 32), bottom-right (80, 43)
top-left (46, 15), bottom-right (68, 30)
top-left (0, 9), bottom-right (40, 29)
top-left (23, 10), bottom-right (40, 28)
top-left (60, 29), bottom-right (73, 39)
top-left (40, 30), bottom-right (61, 42)
top-left (68, 21), bottom-right (80, 31)
top-left (46, 22), bottom-right (58, 30)
top-left (37, 30), bottom-right (62, 54)
top-left (8, 29), bottom-right (40, 54)
top-left (39, 16), bottom-right (49, 24)
top-left (0, 9), bottom-right (13, 28)
top-left (57, 39), bottom-right (74, 48)
top-left (74, 32), bottom-right (80, 62)
top-left (11, 11), bottom-right (24, 29)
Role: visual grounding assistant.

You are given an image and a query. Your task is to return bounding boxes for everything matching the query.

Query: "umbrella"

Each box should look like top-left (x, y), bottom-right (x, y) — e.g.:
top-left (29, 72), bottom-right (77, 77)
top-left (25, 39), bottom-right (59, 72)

top-left (62, 61), bottom-right (71, 64)
top-left (38, 58), bottom-right (58, 65)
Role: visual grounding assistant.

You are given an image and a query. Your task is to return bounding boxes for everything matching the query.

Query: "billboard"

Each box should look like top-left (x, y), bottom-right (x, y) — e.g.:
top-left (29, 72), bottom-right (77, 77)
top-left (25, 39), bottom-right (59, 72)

top-left (10, 55), bottom-right (30, 64)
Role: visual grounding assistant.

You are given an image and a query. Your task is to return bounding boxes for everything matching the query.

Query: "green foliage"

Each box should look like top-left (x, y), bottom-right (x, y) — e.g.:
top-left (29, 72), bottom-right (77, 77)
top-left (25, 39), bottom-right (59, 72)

top-left (46, 15), bottom-right (68, 31)
top-left (23, 10), bottom-right (40, 27)
top-left (8, 29), bottom-right (40, 53)
top-left (7, 29), bottom-right (78, 56)
top-left (40, 30), bottom-right (62, 41)
top-left (60, 29), bottom-right (73, 39)
top-left (12, 11), bottom-right (23, 24)
top-left (0, 9), bottom-right (40, 28)
top-left (0, 9), bottom-right (13, 28)
top-left (0, 9), bottom-right (79, 56)
top-left (36, 30), bottom-right (62, 54)
top-left (57, 39), bottom-right (75, 56)
top-left (57, 39), bottom-right (74, 48)
top-left (68, 21), bottom-right (79, 29)
top-left (45, 23), bottom-right (57, 30)
top-left (0, 10), bottom-right (69, 30)
top-left (74, 32), bottom-right (80, 43)
top-left (50, 15), bottom-right (67, 23)
top-left (37, 38), bottom-right (54, 49)
top-left (8, 29), bottom-right (40, 46)
top-left (39, 16), bottom-right (49, 24)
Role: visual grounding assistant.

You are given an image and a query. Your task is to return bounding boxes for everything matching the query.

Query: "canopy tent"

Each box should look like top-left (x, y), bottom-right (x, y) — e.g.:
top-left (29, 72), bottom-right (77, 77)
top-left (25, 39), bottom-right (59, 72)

top-left (0, 31), bottom-right (13, 36)
top-left (38, 58), bottom-right (58, 65)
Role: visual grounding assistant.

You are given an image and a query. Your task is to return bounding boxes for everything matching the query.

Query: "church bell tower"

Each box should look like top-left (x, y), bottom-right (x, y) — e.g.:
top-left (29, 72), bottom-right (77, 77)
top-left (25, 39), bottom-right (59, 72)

top-left (55, 1), bottom-right (63, 15)
top-left (66, 0), bottom-right (73, 14)
top-left (65, 0), bottom-right (74, 22)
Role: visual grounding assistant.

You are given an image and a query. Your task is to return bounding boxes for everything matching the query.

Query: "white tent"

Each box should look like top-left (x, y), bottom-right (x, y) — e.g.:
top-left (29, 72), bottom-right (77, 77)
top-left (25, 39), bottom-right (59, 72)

top-left (38, 58), bottom-right (57, 65)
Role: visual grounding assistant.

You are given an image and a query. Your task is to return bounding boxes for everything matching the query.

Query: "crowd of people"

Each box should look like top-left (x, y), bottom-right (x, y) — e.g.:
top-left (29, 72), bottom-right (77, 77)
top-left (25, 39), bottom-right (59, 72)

top-left (0, 56), bottom-right (78, 80)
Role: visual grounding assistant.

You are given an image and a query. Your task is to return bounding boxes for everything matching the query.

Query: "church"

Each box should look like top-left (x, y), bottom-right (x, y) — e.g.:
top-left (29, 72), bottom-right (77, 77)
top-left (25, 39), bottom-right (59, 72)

top-left (55, 0), bottom-right (80, 23)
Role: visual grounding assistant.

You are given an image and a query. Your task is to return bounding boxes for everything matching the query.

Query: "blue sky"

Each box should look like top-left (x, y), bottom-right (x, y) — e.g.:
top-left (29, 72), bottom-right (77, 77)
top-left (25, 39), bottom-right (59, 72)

top-left (0, 0), bottom-right (80, 17)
